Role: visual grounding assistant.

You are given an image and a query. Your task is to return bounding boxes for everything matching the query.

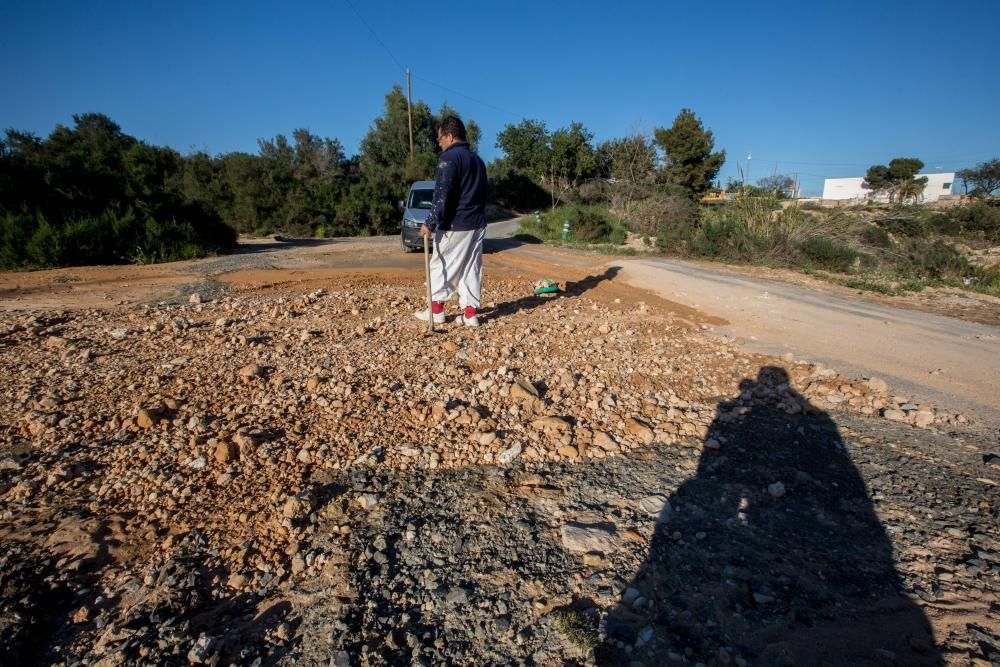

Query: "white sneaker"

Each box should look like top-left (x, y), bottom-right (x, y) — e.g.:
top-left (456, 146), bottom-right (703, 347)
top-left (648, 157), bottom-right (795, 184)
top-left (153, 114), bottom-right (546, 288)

top-left (414, 308), bottom-right (446, 324)
top-left (461, 314), bottom-right (480, 327)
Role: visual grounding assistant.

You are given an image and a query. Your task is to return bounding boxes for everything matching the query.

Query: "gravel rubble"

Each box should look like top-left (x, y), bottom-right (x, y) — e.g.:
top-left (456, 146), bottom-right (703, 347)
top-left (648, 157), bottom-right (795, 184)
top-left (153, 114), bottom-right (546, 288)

top-left (0, 274), bottom-right (997, 665)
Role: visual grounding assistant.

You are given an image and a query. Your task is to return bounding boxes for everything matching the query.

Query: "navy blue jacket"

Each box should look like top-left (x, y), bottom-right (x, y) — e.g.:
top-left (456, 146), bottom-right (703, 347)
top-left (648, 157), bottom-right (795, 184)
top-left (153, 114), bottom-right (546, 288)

top-left (424, 141), bottom-right (488, 233)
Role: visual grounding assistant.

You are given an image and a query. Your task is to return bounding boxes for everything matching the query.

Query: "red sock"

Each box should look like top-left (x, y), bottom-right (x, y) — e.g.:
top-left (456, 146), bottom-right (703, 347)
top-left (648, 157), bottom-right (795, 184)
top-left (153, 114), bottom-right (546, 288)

top-left (431, 301), bottom-right (444, 314)
top-left (464, 306), bottom-right (477, 319)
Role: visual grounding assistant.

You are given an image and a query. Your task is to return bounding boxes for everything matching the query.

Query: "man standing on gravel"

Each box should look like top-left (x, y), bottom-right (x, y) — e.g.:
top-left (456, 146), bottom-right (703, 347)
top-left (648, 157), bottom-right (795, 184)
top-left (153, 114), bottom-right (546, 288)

top-left (414, 116), bottom-right (488, 327)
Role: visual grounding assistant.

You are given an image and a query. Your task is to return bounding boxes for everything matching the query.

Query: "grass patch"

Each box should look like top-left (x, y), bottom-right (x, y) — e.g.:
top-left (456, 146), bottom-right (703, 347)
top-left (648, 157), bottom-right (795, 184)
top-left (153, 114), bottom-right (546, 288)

top-left (842, 276), bottom-right (925, 296)
top-left (551, 610), bottom-right (598, 652)
top-left (545, 240), bottom-right (637, 256)
top-left (804, 268), bottom-right (927, 296)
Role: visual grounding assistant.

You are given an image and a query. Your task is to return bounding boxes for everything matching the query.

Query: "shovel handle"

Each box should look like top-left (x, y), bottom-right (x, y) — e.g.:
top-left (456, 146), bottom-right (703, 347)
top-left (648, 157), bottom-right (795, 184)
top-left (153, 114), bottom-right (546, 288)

top-left (423, 233), bottom-right (434, 333)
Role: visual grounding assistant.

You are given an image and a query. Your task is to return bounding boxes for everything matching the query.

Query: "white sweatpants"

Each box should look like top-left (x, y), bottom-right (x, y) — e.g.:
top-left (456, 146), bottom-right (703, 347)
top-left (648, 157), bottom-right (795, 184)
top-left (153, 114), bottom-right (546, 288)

top-left (430, 226), bottom-right (486, 309)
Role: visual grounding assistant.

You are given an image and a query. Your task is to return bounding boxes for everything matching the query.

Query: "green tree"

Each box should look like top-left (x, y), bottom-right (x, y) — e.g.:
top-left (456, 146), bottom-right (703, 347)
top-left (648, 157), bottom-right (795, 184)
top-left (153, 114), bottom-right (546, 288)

top-left (957, 158), bottom-right (1000, 197)
top-left (548, 122), bottom-right (597, 207)
top-left (487, 157), bottom-right (550, 211)
top-left (757, 174), bottom-right (794, 198)
top-left (356, 86), bottom-right (436, 232)
top-left (654, 109), bottom-right (726, 198)
top-left (496, 119), bottom-right (597, 209)
top-left (862, 164), bottom-right (892, 197)
top-left (863, 158), bottom-right (928, 203)
top-left (218, 152), bottom-right (267, 233)
top-left (598, 135), bottom-right (656, 183)
top-left (550, 122), bottom-right (597, 187)
top-left (0, 113), bottom-right (235, 268)
top-left (359, 85), bottom-right (436, 184)
top-left (353, 86), bottom-right (480, 233)
top-left (597, 134), bottom-right (656, 221)
top-left (495, 119), bottom-right (551, 180)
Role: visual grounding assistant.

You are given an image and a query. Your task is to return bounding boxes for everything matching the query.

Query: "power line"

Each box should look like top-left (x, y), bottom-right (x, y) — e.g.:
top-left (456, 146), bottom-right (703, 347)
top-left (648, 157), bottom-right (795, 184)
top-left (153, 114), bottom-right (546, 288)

top-left (749, 155), bottom-right (991, 168)
top-left (340, 0), bottom-right (520, 120)
top-left (412, 74), bottom-right (520, 118)
top-left (342, 0), bottom-right (404, 70)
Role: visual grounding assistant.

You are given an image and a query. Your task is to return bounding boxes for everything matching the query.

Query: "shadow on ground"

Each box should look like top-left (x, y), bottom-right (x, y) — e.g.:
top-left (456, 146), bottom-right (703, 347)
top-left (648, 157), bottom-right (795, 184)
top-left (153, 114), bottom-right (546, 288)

top-left (596, 366), bottom-right (941, 666)
top-left (231, 237), bottom-right (341, 255)
top-left (483, 266), bottom-right (621, 321)
top-left (483, 232), bottom-right (537, 254)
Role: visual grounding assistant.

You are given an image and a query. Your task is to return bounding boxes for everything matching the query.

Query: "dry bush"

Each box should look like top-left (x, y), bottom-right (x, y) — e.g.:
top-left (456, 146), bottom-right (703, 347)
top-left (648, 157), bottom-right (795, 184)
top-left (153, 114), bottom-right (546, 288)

top-left (624, 193), bottom-right (699, 236)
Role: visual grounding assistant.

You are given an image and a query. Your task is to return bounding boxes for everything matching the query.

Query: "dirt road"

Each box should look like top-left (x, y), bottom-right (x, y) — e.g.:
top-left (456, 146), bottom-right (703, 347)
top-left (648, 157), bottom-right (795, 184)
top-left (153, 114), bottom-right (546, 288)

top-left (613, 257), bottom-right (1000, 420)
top-left (1, 221), bottom-right (998, 423)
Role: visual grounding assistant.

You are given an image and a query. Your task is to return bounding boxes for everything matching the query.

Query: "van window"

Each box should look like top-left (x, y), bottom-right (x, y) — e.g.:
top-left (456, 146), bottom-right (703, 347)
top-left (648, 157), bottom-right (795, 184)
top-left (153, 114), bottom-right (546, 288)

top-left (408, 189), bottom-right (434, 209)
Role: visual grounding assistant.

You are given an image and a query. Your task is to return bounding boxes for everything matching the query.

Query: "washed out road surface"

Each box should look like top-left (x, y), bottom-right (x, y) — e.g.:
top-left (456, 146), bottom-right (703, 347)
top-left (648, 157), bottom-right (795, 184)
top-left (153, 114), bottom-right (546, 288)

top-left (1, 220), bottom-right (998, 665)
top-left (493, 217), bottom-right (1000, 422)
top-left (1, 218), bottom-right (997, 420)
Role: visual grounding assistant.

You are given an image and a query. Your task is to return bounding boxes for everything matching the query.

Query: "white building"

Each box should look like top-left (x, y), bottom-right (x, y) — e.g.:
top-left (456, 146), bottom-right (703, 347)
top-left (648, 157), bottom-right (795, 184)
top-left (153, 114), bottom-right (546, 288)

top-left (822, 172), bottom-right (955, 203)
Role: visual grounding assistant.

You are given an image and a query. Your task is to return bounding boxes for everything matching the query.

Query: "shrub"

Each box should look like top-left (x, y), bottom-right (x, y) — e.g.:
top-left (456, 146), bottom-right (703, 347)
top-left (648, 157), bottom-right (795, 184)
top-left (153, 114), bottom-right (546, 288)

top-left (572, 208), bottom-right (616, 243)
top-left (875, 214), bottom-right (930, 238)
top-left (551, 610), bottom-right (598, 652)
top-left (691, 216), bottom-right (769, 260)
top-left (519, 205), bottom-right (628, 245)
top-left (575, 180), bottom-right (610, 205)
top-left (0, 204), bottom-right (235, 269)
top-left (861, 224), bottom-right (892, 247)
top-left (929, 201), bottom-right (1000, 243)
top-left (627, 193), bottom-right (698, 239)
top-left (24, 216), bottom-right (62, 266)
top-left (905, 239), bottom-right (970, 280)
top-left (798, 236), bottom-right (860, 272)
top-left (0, 212), bottom-right (32, 267)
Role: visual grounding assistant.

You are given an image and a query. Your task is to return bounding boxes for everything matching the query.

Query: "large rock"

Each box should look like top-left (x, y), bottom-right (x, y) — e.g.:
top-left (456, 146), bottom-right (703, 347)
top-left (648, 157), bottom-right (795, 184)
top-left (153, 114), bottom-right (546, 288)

top-left (531, 416), bottom-right (570, 432)
top-left (593, 431), bottom-right (619, 452)
top-left (625, 417), bottom-right (654, 444)
top-left (44, 335), bottom-right (68, 349)
top-left (498, 443), bottom-right (522, 464)
top-left (238, 364), bottom-right (264, 379)
top-left (510, 378), bottom-right (539, 400)
top-left (561, 522), bottom-right (620, 554)
top-left (356, 493), bottom-right (380, 510)
top-left (557, 445), bottom-right (579, 459)
top-left (882, 408), bottom-right (906, 422)
top-left (635, 495), bottom-right (671, 523)
top-left (137, 409), bottom-right (159, 429)
top-left (866, 377), bottom-right (890, 394)
top-left (214, 441), bottom-right (237, 463)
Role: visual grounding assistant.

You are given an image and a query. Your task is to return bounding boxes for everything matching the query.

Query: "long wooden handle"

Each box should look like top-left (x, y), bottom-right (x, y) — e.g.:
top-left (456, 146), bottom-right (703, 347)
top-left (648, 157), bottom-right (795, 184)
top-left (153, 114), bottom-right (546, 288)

top-left (423, 234), bottom-right (434, 333)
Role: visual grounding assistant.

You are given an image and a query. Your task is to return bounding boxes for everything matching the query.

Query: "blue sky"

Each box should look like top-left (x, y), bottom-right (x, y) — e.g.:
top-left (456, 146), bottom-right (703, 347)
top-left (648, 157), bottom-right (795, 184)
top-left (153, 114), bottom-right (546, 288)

top-left (1, 0), bottom-right (998, 195)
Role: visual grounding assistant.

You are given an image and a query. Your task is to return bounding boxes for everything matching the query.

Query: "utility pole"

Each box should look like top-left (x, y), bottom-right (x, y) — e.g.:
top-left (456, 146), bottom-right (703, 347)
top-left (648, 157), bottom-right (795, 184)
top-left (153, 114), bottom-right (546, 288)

top-left (406, 68), bottom-right (414, 160)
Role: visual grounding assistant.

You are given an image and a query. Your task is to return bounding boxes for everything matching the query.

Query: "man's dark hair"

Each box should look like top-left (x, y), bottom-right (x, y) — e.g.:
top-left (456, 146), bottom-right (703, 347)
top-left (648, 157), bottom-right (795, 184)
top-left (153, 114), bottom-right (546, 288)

top-left (437, 116), bottom-right (467, 141)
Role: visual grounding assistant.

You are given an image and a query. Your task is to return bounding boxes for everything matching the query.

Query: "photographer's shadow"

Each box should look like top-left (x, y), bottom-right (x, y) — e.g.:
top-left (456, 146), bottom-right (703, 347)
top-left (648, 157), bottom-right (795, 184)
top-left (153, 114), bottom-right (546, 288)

top-left (597, 366), bottom-right (940, 665)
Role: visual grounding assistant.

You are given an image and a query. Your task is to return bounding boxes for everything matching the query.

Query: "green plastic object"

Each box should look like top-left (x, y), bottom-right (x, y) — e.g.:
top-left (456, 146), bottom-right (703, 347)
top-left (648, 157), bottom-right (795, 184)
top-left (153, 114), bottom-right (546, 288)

top-left (534, 285), bottom-right (560, 295)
